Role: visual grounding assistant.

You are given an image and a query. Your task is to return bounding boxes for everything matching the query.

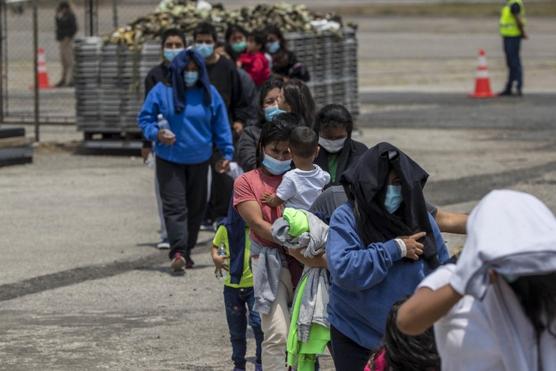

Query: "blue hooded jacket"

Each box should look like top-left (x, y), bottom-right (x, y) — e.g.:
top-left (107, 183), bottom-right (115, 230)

top-left (137, 49), bottom-right (233, 164)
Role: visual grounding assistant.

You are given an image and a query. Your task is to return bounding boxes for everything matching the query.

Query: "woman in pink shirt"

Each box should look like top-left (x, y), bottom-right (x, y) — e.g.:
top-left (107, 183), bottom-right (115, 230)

top-left (234, 113), bottom-right (326, 369)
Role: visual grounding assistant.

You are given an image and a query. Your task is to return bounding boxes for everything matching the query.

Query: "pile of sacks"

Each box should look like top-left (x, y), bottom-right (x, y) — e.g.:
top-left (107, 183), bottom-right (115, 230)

top-left (106, 0), bottom-right (350, 49)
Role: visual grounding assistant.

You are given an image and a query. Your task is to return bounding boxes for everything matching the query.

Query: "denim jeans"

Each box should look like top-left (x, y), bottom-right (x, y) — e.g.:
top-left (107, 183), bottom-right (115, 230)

top-left (503, 36), bottom-right (523, 92)
top-left (224, 286), bottom-right (264, 369)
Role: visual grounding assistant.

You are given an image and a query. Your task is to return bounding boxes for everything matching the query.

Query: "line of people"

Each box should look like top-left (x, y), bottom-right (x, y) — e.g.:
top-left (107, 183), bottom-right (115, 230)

top-left (137, 23), bottom-right (555, 371)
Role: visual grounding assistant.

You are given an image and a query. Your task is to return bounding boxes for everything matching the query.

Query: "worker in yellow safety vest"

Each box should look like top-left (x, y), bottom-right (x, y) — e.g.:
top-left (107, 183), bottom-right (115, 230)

top-left (498, 0), bottom-right (527, 96)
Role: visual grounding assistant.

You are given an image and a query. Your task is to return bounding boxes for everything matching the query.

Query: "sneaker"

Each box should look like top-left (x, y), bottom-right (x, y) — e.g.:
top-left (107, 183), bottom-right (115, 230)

top-left (255, 364), bottom-right (263, 371)
top-left (170, 253), bottom-right (186, 273)
top-left (200, 219), bottom-right (215, 231)
top-left (497, 90), bottom-right (512, 97)
top-left (232, 368), bottom-right (245, 371)
top-left (185, 255), bottom-right (195, 269)
top-left (54, 80), bottom-right (66, 88)
top-left (156, 239), bottom-right (170, 250)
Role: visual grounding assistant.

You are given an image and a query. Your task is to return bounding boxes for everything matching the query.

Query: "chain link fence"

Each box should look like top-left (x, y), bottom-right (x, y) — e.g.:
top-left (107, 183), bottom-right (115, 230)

top-left (0, 1), bottom-right (158, 140)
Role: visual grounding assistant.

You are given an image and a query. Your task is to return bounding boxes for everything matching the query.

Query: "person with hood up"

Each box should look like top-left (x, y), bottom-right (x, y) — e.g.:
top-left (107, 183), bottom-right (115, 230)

top-left (397, 190), bottom-right (556, 371)
top-left (326, 142), bottom-right (449, 371)
top-left (138, 49), bottom-right (233, 273)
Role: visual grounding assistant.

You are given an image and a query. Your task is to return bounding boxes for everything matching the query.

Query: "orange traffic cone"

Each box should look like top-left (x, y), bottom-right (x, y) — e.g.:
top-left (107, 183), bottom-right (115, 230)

top-left (36, 48), bottom-right (51, 89)
top-left (469, 49), bottom-right (493, 98)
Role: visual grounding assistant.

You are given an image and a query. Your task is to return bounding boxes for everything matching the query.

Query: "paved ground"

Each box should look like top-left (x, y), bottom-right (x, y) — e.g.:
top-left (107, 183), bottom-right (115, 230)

top-left (1, 7), bottom-right (556, 371)
top-left (1, 90), bottom-right (555, 370)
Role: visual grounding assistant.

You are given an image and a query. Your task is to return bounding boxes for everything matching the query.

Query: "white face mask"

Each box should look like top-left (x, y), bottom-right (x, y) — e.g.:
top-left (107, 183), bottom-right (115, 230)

top-left (318, 137), bottom-right (347, 154)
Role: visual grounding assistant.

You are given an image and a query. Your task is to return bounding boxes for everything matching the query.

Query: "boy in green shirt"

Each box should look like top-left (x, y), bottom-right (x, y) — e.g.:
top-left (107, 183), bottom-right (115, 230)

top-left (211, 205), bottom-right (263, 371)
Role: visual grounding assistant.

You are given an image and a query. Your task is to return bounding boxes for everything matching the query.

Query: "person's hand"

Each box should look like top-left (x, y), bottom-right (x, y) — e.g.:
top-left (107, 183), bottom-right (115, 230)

top-left (216, 159), bottom-right (231, 174)
top-left (233, 121), bottom-right (244, 136)
top-left (522, 33), bottom-right (528, 40)
top-left (141, 147), bottom-right (151, 163)
top-left (212, 254), bottom-right (229, 271)
top-left (157, 129), bottom-right (176, 145)
top-left (400, 232), bottom-right (426, 261)
top-left (261, 192), bottom-right (280, 207)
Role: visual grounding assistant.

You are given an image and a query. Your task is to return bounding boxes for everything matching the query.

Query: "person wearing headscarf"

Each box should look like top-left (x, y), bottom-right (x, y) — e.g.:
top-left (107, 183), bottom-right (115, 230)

top-left (397, 190), bottom-right (556, 371)
top-left (138, 49), bottom-right (233, 273)
top-left (326, 142), bottom-right (449, 371)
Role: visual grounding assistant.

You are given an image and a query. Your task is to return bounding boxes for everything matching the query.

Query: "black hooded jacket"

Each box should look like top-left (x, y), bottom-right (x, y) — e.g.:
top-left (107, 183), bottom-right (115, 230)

top-left (340, 142), bottom-right (439, 268)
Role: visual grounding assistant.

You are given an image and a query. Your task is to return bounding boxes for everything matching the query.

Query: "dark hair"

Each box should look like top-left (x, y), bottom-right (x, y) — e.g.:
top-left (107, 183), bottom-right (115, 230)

top-left (256, 77), bottom-right (285, 124)
top-left (249, 29), bottom-right (267, 49)
top-left (264, 24), bottom-right (287, 49)
top-left (282, 79), bottom-right (316, 128)
top-left (314, 104), bottom-right (354, 137)
top-left (161, 28), bottom-right (186, 48)
top-left (225, 24), bottom-right (247, 43)
top-left (383, 299), bottom-right (440, 371)
top-left (255, 113), bottom-right (298, 167)
top-left (57, 1), bottom-right (70, 11)
top-left (289, 126), bottom-right (318, 158)
top-left (509, 272), bottom-right (556, 338)
top-left (193, 22), bottom-right (218, 43)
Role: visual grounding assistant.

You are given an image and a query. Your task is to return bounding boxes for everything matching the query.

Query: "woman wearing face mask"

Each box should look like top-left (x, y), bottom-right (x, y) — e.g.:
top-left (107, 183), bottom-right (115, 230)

top-left (224, 25), bottom-right (249, 62)
top-left (234, 113), bottom-right (327, 370)
top-left (141, 28), bottom-right (186, 250)
top-left (138, 49), bottom-right (233, 273)
top-left (326, 142), bottom-right (449, 371)
top-left (265, 25), bottom-right (310, 82)
top-left (236, 77), bottom-right (284, 172)
top-left (313, 104), bottom-right (367, 186)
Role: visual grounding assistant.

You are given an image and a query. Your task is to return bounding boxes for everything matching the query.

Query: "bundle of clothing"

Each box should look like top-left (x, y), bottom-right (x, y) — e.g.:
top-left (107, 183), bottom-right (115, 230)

top-left (272, 208), bottom-right (330, 371)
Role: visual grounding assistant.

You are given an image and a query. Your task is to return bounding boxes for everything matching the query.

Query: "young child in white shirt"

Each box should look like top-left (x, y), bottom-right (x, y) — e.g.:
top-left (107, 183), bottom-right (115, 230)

top-left (263, 126), bottom-right (330, 210)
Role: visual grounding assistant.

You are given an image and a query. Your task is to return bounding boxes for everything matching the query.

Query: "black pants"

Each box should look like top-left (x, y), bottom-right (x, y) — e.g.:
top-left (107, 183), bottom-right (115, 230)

top-left (503, 36), bottom-right (523, 92)
top-left (205, 159), bottom-right (234, 221)
top-left (156, 157), bottom-right (209, 260)
top-left (223, 286), bottom-right (264, 369)
top-left (330, 325), bottom-right (373, 371)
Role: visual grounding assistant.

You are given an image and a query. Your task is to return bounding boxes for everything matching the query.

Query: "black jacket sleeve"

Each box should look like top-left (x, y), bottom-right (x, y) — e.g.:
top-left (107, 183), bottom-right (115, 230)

top-left (237, 126), bottom-right (262, 172)
top-left (230, 66), bottom-right (249, 124)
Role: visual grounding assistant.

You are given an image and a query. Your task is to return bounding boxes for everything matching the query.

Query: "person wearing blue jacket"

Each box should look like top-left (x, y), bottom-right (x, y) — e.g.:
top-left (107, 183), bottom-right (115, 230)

top-left (326, 142), bottom-right (449, 371)
top-left (138, 49), bottom-right (233, 273)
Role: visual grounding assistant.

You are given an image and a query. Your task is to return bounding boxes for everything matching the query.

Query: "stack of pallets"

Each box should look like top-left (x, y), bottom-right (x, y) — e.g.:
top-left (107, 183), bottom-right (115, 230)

top-left (73, 27), bottom-right (359, 149)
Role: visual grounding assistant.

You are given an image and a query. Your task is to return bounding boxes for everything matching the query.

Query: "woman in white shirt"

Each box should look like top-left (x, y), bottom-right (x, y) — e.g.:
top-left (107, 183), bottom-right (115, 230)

top-left (396, 190), bottom-right (556, 371)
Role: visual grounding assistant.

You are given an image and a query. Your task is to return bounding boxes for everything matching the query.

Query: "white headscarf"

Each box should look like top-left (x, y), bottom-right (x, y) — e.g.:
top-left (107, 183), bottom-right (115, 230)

top-left (450, 189), bottom-right (556, 298)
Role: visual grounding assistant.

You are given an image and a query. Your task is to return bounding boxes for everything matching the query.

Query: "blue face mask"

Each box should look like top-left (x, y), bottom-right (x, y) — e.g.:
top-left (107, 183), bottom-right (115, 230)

top-left (262, 153), bottom-right (291, 175)
top-left (266, 41), bottom-right (280, 54)
top-left (264, 105), bottom-right (286, 122)
top-left (384, 185), bottom-right (403, 214)
top-left (231, 41), bottom-right (247, 53)
top-left (163, 48), bottom-right (184, 62)
top-left (195, 43), bottom-right (214, 59)
top-left (184, 71), bottom-right (199, 87)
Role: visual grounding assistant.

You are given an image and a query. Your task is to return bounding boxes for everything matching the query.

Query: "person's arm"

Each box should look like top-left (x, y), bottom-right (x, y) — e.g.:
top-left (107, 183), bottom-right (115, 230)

top-left (262, 193), bottom-right (284, 208)
top-left (229, 66), bottom-right (248, 128)
top-left (287, 247), bottom-right (327, 268)
top-left (511, 3), bottom-right (527, 39)
top-left (236, 200), bottom-right (274, 243)
top-left (435, 209), bottom-right (468, 235)
top-left (210, 87), bottom-right (234, 161)
top-left (137, 86), bottom-right (161, 143)
top-left (397, 284), bottom-right (463, 336)
top-left (327, 207), bottom-right (405, 291)
top-left (237, 127), bottom-right (259, 172)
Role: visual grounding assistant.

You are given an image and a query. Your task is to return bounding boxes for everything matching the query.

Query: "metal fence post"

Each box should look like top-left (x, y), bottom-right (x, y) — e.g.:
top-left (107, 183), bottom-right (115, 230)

top-left (33, 0), bottom-right (39, 141)
top-left (112, 0), bottom-right (119, 29)
top-left (0, 1), bottom-right (4, 123)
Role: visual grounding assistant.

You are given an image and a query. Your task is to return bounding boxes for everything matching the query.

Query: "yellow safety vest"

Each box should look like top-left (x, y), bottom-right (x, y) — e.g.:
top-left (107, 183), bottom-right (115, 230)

top-left (500, 0), bottom-right (526, 37)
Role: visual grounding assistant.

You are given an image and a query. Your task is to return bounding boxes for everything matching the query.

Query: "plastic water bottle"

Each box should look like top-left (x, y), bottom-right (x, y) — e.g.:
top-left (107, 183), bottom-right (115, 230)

top-left (215, 243), bottom-right (227, 279)
top-left (157, 114), bottom-right (175, 138)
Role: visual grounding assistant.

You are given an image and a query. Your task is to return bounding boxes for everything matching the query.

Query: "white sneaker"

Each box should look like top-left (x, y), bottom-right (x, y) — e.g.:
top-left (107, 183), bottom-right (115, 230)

top-left (156, 239), bottom-right (170, 249)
